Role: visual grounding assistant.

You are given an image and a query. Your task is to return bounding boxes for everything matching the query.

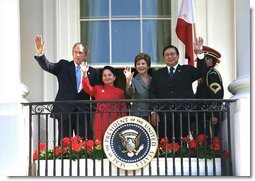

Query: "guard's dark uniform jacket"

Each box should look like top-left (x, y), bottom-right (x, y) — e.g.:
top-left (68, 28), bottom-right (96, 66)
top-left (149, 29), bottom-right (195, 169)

top-left (195, 68), bottom-right (224, 137)
top-left (196, 68), bottom-right (223, 99)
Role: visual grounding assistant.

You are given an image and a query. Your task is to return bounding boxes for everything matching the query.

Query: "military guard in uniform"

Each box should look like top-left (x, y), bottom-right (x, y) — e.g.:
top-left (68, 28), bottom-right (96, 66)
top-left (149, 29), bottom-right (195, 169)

top-left (195, 46), bottom-right (224, 138)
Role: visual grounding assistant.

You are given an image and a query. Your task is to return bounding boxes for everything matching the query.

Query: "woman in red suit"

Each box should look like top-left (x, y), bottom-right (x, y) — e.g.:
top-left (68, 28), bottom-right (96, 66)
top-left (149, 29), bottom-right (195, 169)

top-left (82, 65), bottom-right (126, 140)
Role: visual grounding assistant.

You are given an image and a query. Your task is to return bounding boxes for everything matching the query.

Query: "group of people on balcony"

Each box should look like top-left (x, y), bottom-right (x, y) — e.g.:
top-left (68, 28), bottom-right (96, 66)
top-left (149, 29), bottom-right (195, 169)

top-left (34, 35), bottom-right (223, 144)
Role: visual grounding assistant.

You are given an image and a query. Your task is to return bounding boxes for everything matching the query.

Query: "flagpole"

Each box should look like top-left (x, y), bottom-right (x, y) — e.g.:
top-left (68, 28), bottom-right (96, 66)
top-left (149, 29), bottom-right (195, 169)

top-left (192, 0), bottom-right (197, 67)
top-left (193, 22), bottom-right (197, 40)
top-left (193, 0), bottom-right (197, 40)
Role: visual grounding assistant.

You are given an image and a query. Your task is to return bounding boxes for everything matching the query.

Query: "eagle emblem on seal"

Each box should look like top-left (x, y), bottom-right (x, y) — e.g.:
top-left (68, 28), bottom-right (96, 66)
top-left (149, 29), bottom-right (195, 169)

top-left (119, 129), bottom-right (144, 157)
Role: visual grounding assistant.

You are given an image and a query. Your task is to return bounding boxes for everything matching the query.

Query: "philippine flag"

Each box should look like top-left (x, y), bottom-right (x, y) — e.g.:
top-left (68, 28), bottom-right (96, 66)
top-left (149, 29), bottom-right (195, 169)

top-left (176, 0), bottom-right (196, 66)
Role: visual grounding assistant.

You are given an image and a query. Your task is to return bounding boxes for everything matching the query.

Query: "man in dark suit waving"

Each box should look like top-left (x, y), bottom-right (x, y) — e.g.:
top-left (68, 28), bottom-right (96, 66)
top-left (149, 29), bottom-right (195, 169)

top-left (149, 37), bottom-right (207, 143)
top-left (34, 35), bottom-right (99, 143)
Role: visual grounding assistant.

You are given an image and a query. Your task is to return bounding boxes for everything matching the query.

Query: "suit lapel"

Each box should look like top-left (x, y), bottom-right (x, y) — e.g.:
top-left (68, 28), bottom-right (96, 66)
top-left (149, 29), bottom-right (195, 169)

top-left (164, 67), bottom-right (169, 77)
top-left (69, 61), bottom-right (77, 90)
top-left (171, 65), bottom-right (181, 81)
top-left (136, 75), bottom-right (149, 90)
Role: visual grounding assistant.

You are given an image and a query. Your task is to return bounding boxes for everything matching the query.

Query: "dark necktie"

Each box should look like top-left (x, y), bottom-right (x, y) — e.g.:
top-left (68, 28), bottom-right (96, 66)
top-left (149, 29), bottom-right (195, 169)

top-left (76, 65), bottom-right (81, 92)
top-left (169, 67), bottom-right (175, 80)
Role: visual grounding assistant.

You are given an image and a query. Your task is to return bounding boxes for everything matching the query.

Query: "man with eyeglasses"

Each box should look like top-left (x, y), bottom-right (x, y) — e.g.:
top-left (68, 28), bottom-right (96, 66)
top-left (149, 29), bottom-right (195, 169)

top-left (149, 37), bottom-right (207, 143)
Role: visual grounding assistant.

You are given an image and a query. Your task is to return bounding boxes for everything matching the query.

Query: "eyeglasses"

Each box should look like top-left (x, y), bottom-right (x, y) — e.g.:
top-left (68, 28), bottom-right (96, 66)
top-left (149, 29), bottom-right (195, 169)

top-left (164, 52), bottom-right (177, 57)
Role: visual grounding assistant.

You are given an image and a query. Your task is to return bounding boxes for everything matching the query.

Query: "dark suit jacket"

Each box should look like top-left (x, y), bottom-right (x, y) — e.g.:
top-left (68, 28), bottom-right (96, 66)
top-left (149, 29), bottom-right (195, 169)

top-left (35, 54), bottom-right (99, 116)
top-left (149, 62), bottom-right (207, 140)
top-left (149, 63), bottom-right (206, 99)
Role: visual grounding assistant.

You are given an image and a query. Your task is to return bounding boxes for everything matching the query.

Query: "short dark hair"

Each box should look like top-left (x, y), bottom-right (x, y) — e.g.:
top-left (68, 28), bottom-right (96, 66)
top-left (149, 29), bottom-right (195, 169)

top-left (99, 66), bottom-right (117, 85)
top-left (134, 53), bottom-right (151, 67)
top-left (162, 45), bottom-right (179, 56)
top-left (72, 43), bottom-right (88, 53)
top-left (102, 66), bottom-right (116, 76)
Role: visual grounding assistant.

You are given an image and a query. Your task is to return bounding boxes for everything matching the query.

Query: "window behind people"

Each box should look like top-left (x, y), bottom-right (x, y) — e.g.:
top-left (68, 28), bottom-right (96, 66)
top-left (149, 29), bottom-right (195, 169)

top-left (80, 0), bottom-right (173, 67)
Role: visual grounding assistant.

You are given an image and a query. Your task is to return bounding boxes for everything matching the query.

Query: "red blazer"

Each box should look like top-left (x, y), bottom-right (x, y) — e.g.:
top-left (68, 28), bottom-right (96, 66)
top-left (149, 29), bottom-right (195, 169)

top-left (82, 77), bottom-right (126, 140)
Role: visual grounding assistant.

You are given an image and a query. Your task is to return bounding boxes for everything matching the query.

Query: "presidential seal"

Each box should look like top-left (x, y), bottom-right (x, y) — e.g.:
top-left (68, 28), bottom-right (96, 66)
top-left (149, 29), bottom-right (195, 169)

top-left (103, 116), bottom-right (158, 170)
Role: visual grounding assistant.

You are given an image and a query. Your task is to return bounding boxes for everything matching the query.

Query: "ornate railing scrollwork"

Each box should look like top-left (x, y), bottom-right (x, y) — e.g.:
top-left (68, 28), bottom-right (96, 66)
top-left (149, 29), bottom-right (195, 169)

top-left (32, 104), bottom-right (53, 114)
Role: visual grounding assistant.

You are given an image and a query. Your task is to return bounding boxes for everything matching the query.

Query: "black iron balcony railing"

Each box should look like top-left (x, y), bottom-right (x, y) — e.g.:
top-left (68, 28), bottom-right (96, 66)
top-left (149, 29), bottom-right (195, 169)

top-left (22, 99), bottom-right (236, 176)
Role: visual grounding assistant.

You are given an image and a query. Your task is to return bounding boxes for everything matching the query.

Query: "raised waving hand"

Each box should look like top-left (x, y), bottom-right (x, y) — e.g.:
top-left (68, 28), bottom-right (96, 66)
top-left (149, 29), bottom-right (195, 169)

top-left (193, 37), bottom-right (204, 54)
top-left (123, 66), bottom-right (134, 86)
top-left (34, 35), bottom-right (45, 54)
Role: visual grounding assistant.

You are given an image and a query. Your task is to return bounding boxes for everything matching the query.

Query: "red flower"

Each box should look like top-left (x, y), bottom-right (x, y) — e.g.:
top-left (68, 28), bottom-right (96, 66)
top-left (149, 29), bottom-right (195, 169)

top-left (33, 143), bottom-right (46, 161)
top-left (62, 137), bottom-right (71, 147)
top-left (87, 140), bottom-right (94, 152)
top-left (33, 150), bottom-right (38, 161)
top-left (210, 137), bottom-right (221, 151)
top-left (213, 137), bottom-right (221, 144)
top-left (158, 134), bottom-right (228, 160)
top-left (189, 139), bottom-right (196, 149)
top-left (55, 147), bottom-right (62, 156)
top-left (210, 142), bottom-right (220, 151)
top-left (72, 142), bottom-right (82, 152)
top-left (197, 134), bottom-right (207, 145)
top-left (164, 143), bottom-right (171, 151)
top-left (159, 138), bottom-right (168, 145)
top-left (83, 140), bottom-right (94, 153)
top-left (72, 136), bottom-right (82, 143)
top-left (171, 143), bottom-right (180, 152)
top-left (162, 142), bottom-right (180, 153)
top-left (33, 137), bottom-right (103, 161)
top-left (95, 139), bottom-right (101, 146)
top-left (62, 147), bottom-right (68, 154)
top-left (182, 137), bottom-right (189, 143)
top-left (39, 143), bottom-right (46, 151)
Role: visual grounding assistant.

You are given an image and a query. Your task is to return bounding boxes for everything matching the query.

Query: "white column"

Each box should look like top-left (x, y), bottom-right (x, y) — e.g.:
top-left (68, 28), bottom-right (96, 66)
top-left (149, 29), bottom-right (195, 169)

top-left (227, 0), bottom-right (251, 176)
top-left (252, 2), bottom-right (255, 176)
top-left (0, 0), bottom-right (29, 176)
top-left (0, 0), bottom-right (21, 102)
